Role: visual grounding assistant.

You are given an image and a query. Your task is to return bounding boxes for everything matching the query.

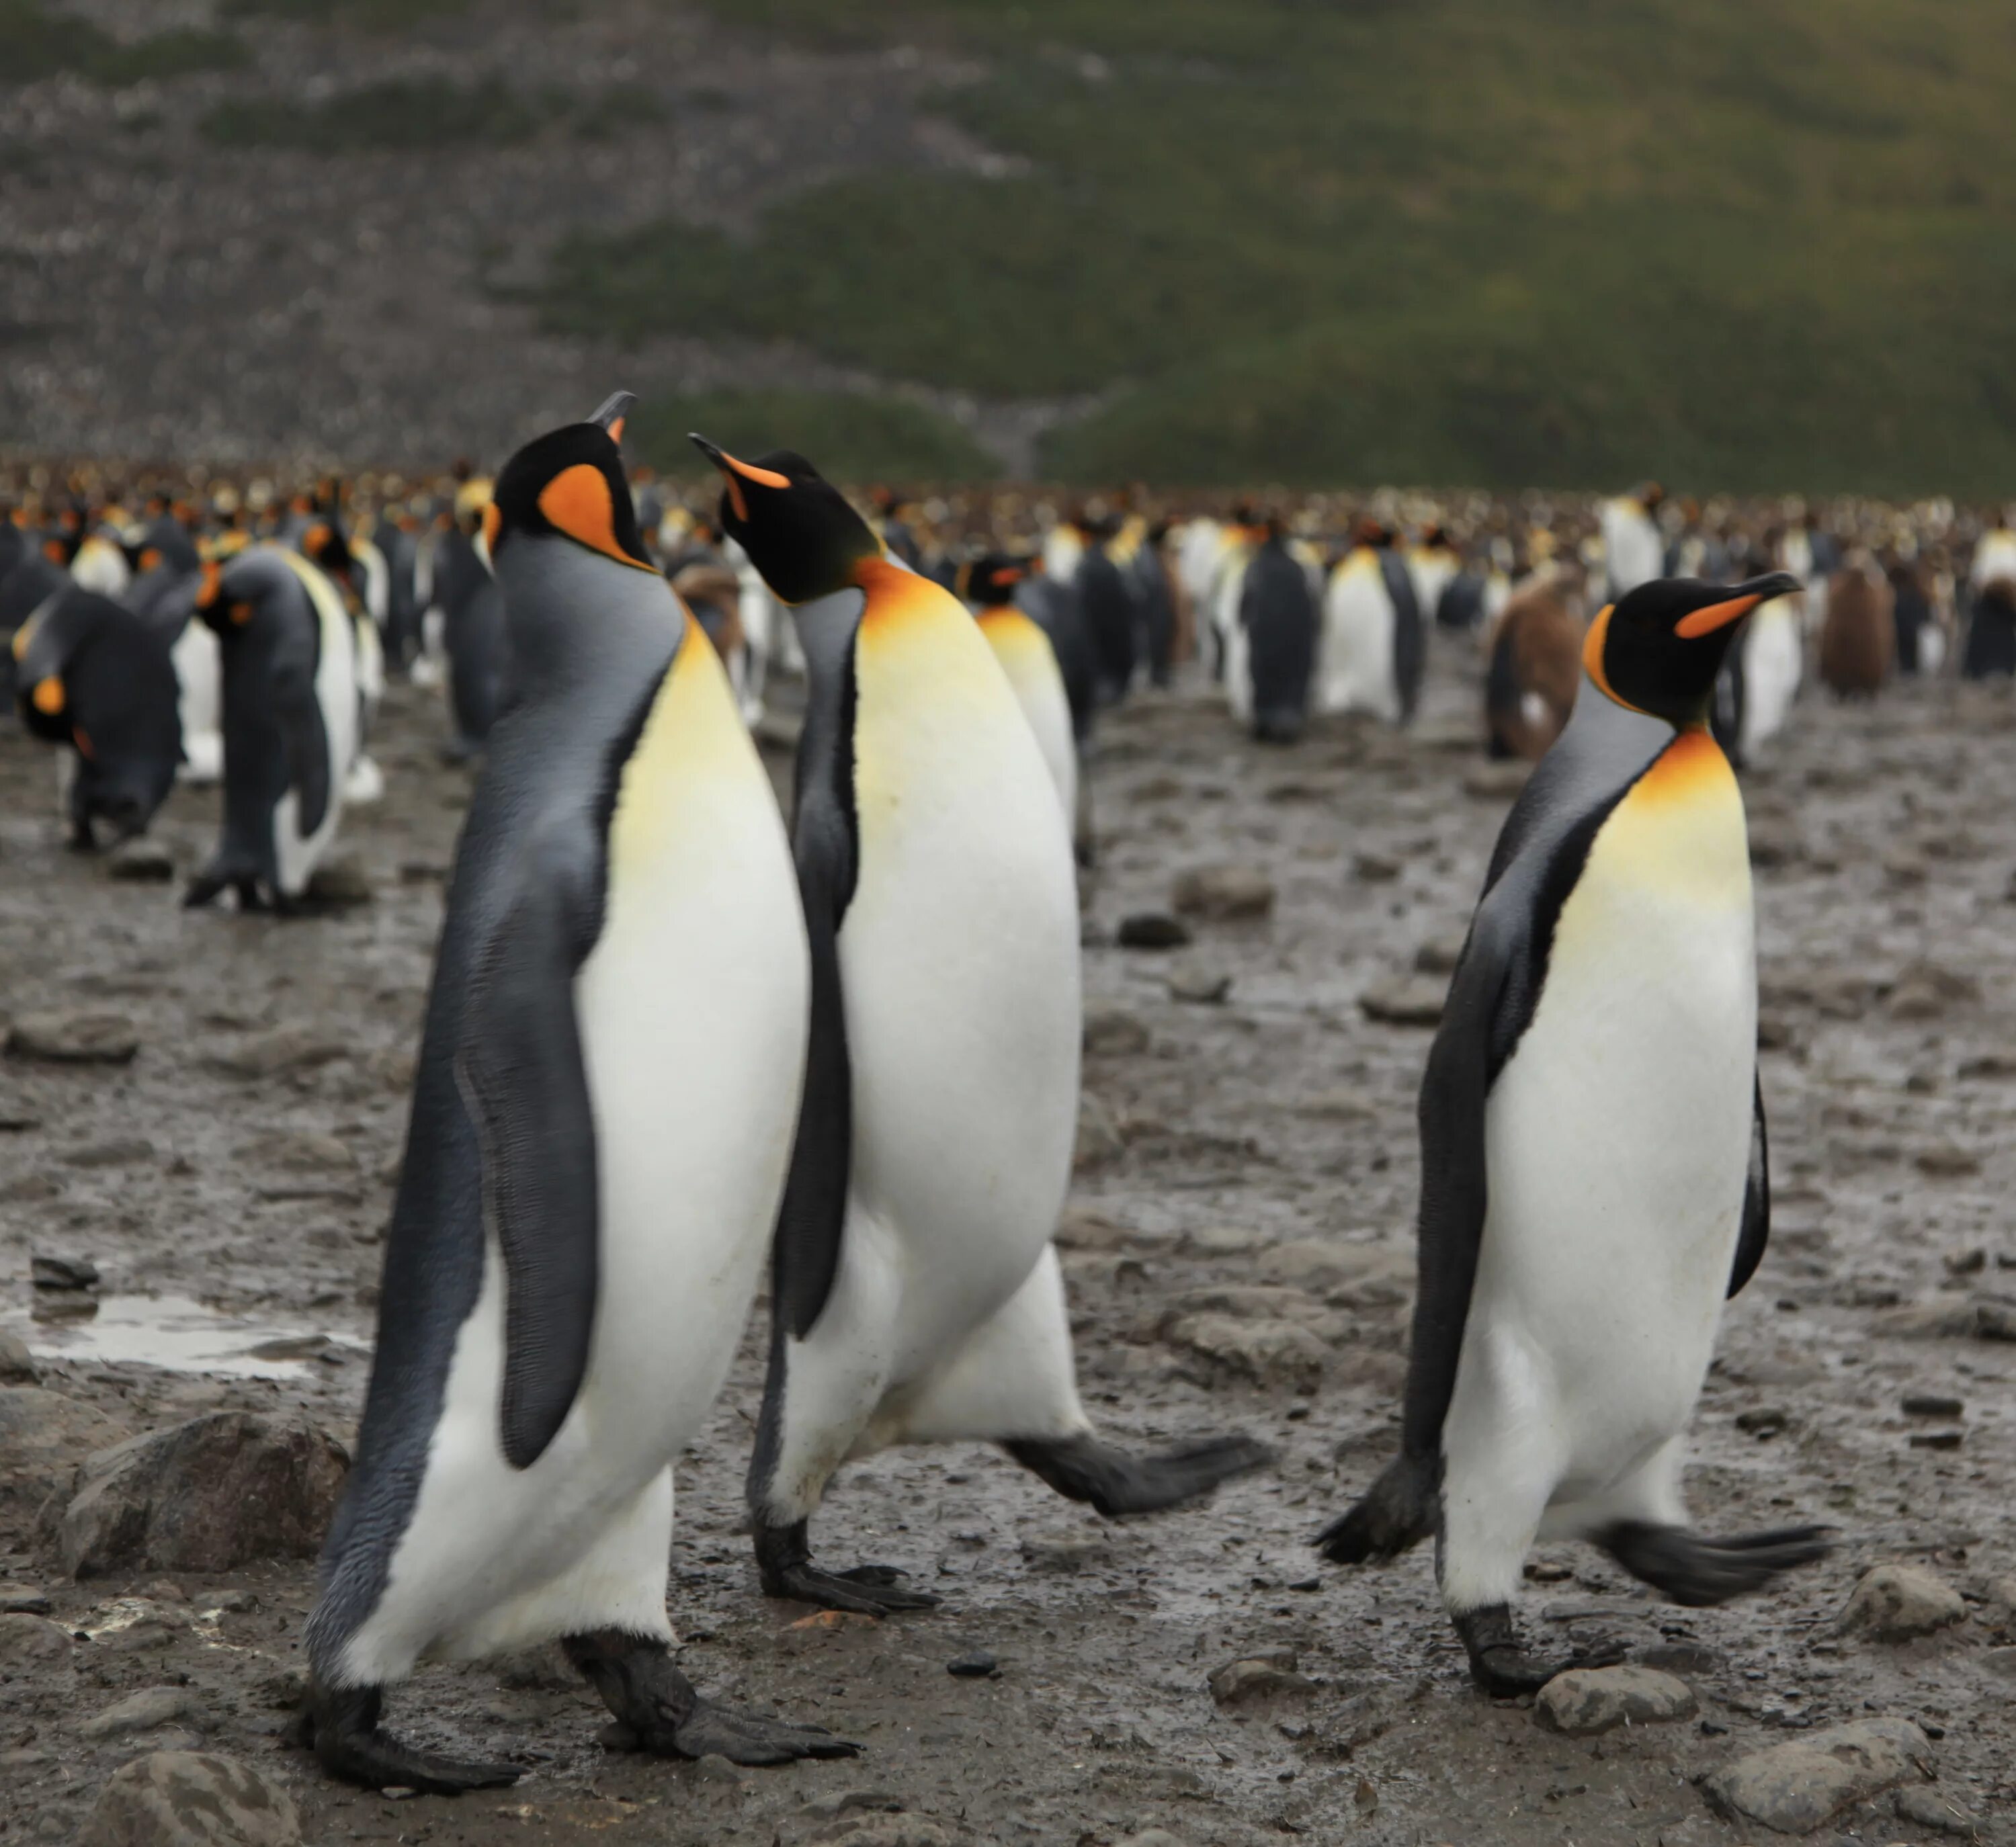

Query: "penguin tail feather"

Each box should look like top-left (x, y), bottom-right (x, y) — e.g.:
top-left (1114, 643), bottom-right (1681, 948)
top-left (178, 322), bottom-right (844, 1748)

top-left (1314, 1454), bottom-right (1439, 1565)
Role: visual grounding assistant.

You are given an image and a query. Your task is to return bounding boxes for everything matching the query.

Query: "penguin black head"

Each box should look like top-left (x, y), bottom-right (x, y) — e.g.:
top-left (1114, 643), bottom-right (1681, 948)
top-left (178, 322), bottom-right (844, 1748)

top-left (1585, 572), bottom-right (1800, 728)
top-left (961, 551), bottom-right (1028, 609)
top-left (689, 436), bottom-right (879, 605)
top-left (485, 392), bottom-right (655, 574)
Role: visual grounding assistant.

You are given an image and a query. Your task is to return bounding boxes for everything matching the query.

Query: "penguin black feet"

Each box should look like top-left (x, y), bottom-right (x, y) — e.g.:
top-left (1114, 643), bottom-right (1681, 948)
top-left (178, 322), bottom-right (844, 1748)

top-left (562, 1629), bottom-right (858, 1764)
top-left (298, 1684), bottom-right (521, 1795)
top-left (1314, 1453), bottom-right (1441, 1565)
top-left (1451, 1604), bottom-right (1626, 1698)
top-left (1599, 1521), bottom-right (1833, 1607)
top-left (1005, 1430), bottom-right (1271, 1516)
top-left (753, 1518), bottom-right (941, 1616)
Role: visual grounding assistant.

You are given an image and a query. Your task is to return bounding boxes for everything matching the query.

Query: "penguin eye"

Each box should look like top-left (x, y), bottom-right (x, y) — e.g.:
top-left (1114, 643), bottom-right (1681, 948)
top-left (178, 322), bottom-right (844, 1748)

top-left (536, 464), bottom-right (653, 573)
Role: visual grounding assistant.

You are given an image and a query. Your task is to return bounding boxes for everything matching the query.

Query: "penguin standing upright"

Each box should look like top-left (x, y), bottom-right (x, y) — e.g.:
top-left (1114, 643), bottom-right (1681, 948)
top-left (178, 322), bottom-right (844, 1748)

top-left (12, 587), bottom-right (181, 847)
top-left (1317, 572), bottom-right (1830, 1692)
top-left (185, 544), bottom-right (360, 911)
top-left (1483, 581), bottom-right (1581, 761)
top-left (1818, 556), bottom-right (1894, 697)
top-left (300, 397), bottom-right (849, 1793)
top-left (430, 519), bottom-right (509, 758)
top-left (1228, 517), bottom-right (1318, 743)
top-left (1601, 483), bottom-right (1667, 598)
top-left (1318, 521), bottom-right (1423, 724)
top-left (1075, 519), bottom-right (1139, 705)
top-left (690, 436), bottom-right (1267, 1614)
top-left (963, 552), bottom-right (1088, 861)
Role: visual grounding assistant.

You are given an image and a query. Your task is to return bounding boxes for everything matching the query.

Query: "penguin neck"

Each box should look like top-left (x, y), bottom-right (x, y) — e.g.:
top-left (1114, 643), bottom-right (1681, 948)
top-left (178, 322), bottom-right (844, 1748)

top-left (1565, 671), bottom-right (1675, 761)
top-left (788, 585), bottom-right (868, 689)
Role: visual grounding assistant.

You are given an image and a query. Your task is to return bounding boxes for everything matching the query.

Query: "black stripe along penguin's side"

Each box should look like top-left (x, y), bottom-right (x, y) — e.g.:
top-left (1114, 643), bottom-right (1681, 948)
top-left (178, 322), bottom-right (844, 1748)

top-left (297, 396), bottom-right (853, 1794)
top-left (1317, 571), bottom-right (1831, 1695)
top-left (690, 435), bottom-right (1269, 1617)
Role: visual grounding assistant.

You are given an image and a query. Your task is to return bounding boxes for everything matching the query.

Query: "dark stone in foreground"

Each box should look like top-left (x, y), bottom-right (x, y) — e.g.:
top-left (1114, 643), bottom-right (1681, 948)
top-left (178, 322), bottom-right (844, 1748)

top-left (1117, 912), bottom-right (1193, 950)
top-left (60, 1411), bottom-right (349, 1578)
top-left (947, 1650), bottom-right (998, 1678)
top-left (5, 1011), bottom-right (139, 1064)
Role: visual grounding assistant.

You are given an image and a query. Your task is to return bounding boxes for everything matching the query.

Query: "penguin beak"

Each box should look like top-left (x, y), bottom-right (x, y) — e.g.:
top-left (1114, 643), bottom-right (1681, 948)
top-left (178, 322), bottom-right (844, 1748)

top-left (1673, 571), bottom-right (1802, 639)
top-left (588, 391), bottom-right (636, 445)
top-left (688, 434), bottom-right (791, 525)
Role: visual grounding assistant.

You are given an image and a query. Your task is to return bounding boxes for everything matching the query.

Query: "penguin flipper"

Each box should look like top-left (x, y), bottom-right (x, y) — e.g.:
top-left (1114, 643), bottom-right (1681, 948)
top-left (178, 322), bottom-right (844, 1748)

top-left (1726, 1072), bottom-right (1770, 1299)
top-left (456, 830), bottom-right (601, 1471)
top-left (272, 656), bottom-right (333, 839)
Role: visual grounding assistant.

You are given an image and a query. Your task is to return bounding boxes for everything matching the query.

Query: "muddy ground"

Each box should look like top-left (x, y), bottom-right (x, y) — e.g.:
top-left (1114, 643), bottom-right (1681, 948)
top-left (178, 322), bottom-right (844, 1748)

top-left (3, 642), bottom-right (2015, 1847)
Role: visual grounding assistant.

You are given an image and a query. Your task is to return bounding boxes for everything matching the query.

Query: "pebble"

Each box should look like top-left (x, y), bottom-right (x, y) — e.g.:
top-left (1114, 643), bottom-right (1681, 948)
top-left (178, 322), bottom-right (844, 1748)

top-left (0, 1613), bottom-right (75, 1665)
top-left (1916, 1142), bottom-right (1982, 1178)
top-left (1164, 1314), bottom-right (1329, 1392)
top-left (81, 1686), bottom-right (211, 1739)
top-left (1075, 1092), bottom-right (1126, 1169)
top-left (1116, 912), bottom-right (1193, 950)
top-left (1209, 1654), bottom-right (1313, 1707)
top-left (1357, 976), bottom-right (1445, 1026)
top-left (74, 1752), bottom-right (302, 1847)
top-left (1835, 1564), bottom-right (1967, 1642)
top-left (1533, 1666), bottom-right (1695, 1736)
top-left (1894, 1783), bottom-right (1982, 1836)
top-left (1114, 1834), bottom-right (1192, 1847)
top-left (1413, 934), bottom-right (1466, 974)
top-left (801, 1789), bottom-right (905, 1817)
top-left (61, 1138), bottom-right (155, 1169)
top-left (60, 1410), bottom-right (349, 1578)
top-left (1169, 863), bottom-right (1275, 920)
top-left (810, 1820), bottom-right (953, 1847)
top-left (202, 1025), bottom-right (348, 1080)
top-left (107, 839), bottom-right (175, 882)
top-left (1902, 1393), bottom-right (1964, 1418)
top-left (1702, 1717), bottom-right (1932, 1836)
top-left (946, 1650), bottom-right (997, 1678)
top-left (1908, 1429), bottom-right (1963, 1451)
top-left (0, 1586), bottom-right (51, 1614)
top-left (1083, 1008), bottom-right (1150, 1056)
top-left (4, 1011), bottom-right (140, 1064)
top-left (1351, 851), bottom-right (1401, 882)
top-left (305, 856), bottom-right (374, 906)
top-left (1736, 1406), bottom-right (1791, 1436)
top-left (1167, 962), bottom-right (1232, 1004)
top-left (689, 1755), bottom-right (746, 1785)
top-left (1982, 1646), bottom-right (2016, 1678)
top-left (0, 1330), bottom-right (37, 1383)
top-left (235, 1129), bottom-right (356, 1172)
top-left (1463, 761), bottom-right (1530, 798)
top-left (31, 1252), bottom-right (100, 1289)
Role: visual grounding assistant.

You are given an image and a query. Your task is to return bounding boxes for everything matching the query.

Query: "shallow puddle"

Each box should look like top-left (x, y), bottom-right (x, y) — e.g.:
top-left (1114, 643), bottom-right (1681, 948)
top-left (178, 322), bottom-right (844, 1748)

top-left (4, 1292), bottom-right (365, 1378)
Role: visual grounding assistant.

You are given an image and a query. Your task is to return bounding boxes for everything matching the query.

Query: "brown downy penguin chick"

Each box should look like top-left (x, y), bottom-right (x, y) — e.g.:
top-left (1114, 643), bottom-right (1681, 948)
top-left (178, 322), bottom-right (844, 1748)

top-left (1818, 554), bottom-right (1894, 696)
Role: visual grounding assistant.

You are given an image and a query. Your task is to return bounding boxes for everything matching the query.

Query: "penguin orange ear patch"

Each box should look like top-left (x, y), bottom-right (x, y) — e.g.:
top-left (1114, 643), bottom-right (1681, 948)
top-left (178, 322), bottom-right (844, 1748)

top-left (537, 464), bottom-right (654, 572)
top-left (32, 676), bottom-right (64, 716)
top-left (196, 560), bottom-right (222, 610)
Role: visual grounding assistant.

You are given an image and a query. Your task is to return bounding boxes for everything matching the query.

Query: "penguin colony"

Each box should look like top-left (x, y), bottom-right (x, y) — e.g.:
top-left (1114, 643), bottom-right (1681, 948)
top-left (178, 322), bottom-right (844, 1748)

top-left (5, 424), bottom-right (2016, 1797)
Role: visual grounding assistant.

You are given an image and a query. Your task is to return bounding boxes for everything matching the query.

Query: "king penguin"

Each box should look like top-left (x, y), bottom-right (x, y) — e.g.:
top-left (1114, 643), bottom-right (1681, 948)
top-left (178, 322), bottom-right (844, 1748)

top-left (1316, 572), bottom-right (1831, 1694)
top-left (690, 435), bottom-right (1268, 1615)
top-left (299, 396), bottom-right (850, 1793)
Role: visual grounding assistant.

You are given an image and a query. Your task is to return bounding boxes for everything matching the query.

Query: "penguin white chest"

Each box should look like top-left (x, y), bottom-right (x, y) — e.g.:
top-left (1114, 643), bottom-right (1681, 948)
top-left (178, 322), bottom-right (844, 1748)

top-left (1468, 734), bottom-right (1755, 1490)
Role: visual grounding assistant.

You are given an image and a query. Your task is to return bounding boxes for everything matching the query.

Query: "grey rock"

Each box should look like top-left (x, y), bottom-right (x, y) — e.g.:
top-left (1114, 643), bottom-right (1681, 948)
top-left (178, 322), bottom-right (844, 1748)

top-left (1114, 1834), bottom-right (1193, 1847)
top-left (1902, 1393), bottom-right (1964, 1418)
top-left (0, 1330), bottom-right (38, 1383)
top-left (234, 1130), bottom-right (355, 1173)
top-left (689, 1754), bottom-right (746, 1785)
top-left (202, 1026), bottom-right (347, 1080)
top-left (1116, 911), bottom-right (1192, 950)
top-left (60, 1411), bottom-right (349, 1578)
top-left (1075, 1092), bottom-right (1126, 1170)
top-left (1464, 760), bottom-right (1531, 798)
top-left (31, 1252), bottom-right (99, 1289)
top-left (1835, 1564), bottom-right (1966, 1641)
top-left (107, 839), bottom-right (175, 883)
top-left (809, 1821), bottom-right (953, 1847)
top-left (1164, 1316), bottom-right (1328, 1392)
top-left (305, 856), bottom-right (374, 906)
top-left (1083, 1008), bottom-right (1150, 1056)
top-left (1917, 1142), bottom-right (1982, 1178)
top-left (1351, 851), bottom-right (1401, 882)
top-left (75, 1752), bottom-right (302, 1847)
top-left (1870, 1299), bottom-right (1981, 1340)
top-left (1357, 976), bottom-right (1445, 1026)
top-left (1170, 863), bottom-right (1275, 920)
top-left (62, 1138), bottom-right (155, 1170)
top-left (4, 1011), bottom-right (139, 1065)
top-left (1895, 1783), bottom-right (1981, 1836)
top-left (1167, 961), bottom-right (1232, 1004)
top-left (1533, 1666), bottom-right (1696, 1736)
top-left (1980, 1645), bottom-right (2016, 1678)
top-left (0, 1614), bottom-right (74, 1665)
top-left (1702, 1717), bottom-right (1932, 1834)
top-left (1208, 1656), bottom-right (1314, 1707)
top-left (81, 1688), bottom-right (211, 1739)
top-left (801, 1790), bottom-right (905, 1818)
top-left (0, 1586), bottom-right (52, 1614)
top-left (0, 1387), bottom-right (130, 1520)
top-left (946, 1650), bottom-right (997, 1678)
top-left (1413, 934), bottom-right (1466, 974)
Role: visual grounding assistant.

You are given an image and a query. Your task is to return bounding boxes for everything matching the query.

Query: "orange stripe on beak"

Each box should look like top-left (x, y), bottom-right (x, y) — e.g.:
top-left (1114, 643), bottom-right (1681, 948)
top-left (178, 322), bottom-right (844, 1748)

top-left (1675, 592), bottom-right (1763, 639)
top-left (722, 452), bottom-right (790, 490)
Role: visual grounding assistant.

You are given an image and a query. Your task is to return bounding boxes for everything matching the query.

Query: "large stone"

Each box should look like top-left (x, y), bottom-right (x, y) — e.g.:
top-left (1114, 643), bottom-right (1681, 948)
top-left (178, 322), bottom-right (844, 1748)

top-left (201, 1027), bottom-right (347, 1080)
top-left (1357, 977), bottom-right (1445, 1026)
top-left (5, 1011), bottom-right (138, 1065)
top-left (60, 1412), bottom-right (348, 1578)
top-left (0, 1613), bottom-right (75, 1666)
top-left (1835, 1564), bottom-right (1966, 1642)
top-left (0, 1387), bottom-right (130, 1520)
top-left (1164, 1314), bottom-right (1328, 1392)
top-left (1534, 1666), bottom-right (1695, 1736)
top-left (1894, 1784), bottom-right (1982, 1837)
top-left (1702, 1717), bottom-right (1933, 1835)
top-left (75, 1752), bottom-right (302, 1847)
top-left (0, 1329), bottom-right (36, 1383)
top-left (81, 1687), bottom-right (212, 1739)
top-left (1170, 864), bottom-right (1275, 921)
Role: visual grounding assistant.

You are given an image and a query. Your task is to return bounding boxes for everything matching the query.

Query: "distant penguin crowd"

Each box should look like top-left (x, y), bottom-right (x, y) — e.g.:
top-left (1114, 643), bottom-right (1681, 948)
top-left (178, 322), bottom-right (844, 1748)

top-left (9, 423), bottom-right (2015, 1795)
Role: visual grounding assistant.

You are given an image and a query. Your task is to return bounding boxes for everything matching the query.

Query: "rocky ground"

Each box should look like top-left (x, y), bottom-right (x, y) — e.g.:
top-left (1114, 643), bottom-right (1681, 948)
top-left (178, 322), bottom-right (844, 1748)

top-left (3, 641), bottom-right (2016, 1846)
top-left (0, 1), bottom-right (1053, 472)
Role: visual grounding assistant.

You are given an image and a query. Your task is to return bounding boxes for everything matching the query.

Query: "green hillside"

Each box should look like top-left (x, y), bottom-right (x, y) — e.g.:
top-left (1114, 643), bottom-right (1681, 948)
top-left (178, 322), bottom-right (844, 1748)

top-left (540, 0), bottom-right (2016, 492)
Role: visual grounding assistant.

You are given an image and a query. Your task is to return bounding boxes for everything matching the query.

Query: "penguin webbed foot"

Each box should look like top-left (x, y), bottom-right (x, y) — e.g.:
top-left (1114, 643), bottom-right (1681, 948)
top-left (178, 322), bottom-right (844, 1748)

top-left (1005, 1430), bottom-right (1271, 1517)
top-left (753, 1520), bottom-right (940, 1615)
top-left (1599, 1520), bottom-right (1834, 1607)
top-left (299, 1684), bottom-right (520, 1795)
top-left (1452, 1604), bottom-right (1624, 1698)
top-left (1314, 1453), bottom-right (1440, 1565)
top-left (566, 1629), bottom-right (858, 1764)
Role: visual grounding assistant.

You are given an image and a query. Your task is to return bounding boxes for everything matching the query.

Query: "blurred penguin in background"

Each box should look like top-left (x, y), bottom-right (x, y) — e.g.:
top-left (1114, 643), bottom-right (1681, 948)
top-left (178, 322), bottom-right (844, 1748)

top-left (1230, 516), bottom-right (1318, 744)
top-left (1964, 513), bottom-right (2016, 679)
top-left (1818, 553), bottom-right (1894, 697)
top-left (1600, 482), bottom-right (1666, 599)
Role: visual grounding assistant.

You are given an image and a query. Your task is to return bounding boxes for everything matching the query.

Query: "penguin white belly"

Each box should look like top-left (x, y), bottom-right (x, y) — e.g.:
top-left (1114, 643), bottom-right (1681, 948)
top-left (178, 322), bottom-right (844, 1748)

top-left (171, 620), bottom-right (222, 785)
top-left (980, 611), bottom-right (1077, 828)
top-left (341, 628), bottom-right (807, 1680)
top-left (1739, 599), bottom-right (1802, 757)
top-left (1320, 558), bottom-right (1397, 719)
top-left (1444, 736), bottom-right (1755, 1553)
top-left (843, 599), bottom-right (1081, 1379)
